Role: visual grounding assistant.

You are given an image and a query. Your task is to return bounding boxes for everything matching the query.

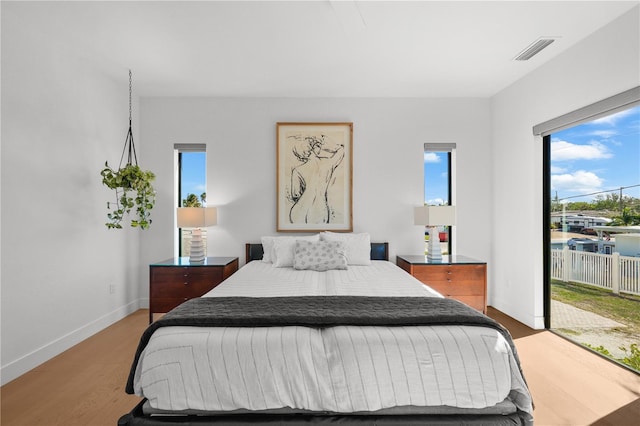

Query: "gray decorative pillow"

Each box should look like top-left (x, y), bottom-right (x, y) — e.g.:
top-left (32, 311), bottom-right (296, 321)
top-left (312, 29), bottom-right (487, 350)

top-left (293, 240), bottom-right (348, 271)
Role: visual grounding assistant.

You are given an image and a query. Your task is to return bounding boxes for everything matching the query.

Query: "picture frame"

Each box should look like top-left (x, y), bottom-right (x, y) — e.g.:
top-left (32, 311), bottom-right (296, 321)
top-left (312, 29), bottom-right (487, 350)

top-left (276, 122), bottom-right (353, 232)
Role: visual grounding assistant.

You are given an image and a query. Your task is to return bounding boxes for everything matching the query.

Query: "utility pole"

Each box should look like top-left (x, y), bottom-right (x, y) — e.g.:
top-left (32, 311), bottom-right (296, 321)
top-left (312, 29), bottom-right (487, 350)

top-left (619, 187), bottom-right (623, 212)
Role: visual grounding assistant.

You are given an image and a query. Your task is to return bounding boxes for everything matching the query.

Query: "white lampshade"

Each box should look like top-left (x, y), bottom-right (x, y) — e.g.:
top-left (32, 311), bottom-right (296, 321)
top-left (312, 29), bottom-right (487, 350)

top-left (414, 205), bottom-right (456, 226)
top-left (415, 205), bottom-right (456, 262)
top-left (177, 207), bottom-right (217, 263)
top-left (177, 207), bottom-right (217, 228)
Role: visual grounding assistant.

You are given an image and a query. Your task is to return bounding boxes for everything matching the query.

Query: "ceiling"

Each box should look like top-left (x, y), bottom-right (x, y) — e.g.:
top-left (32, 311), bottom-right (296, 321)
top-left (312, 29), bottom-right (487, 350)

top-left (4, 1), bottom-right (639, 98)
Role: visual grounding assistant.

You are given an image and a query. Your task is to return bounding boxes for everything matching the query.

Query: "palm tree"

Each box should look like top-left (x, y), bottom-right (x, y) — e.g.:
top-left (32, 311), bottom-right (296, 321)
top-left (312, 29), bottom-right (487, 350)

top-left (610, 207), bottom-right (640, 226)
top-left (182, 193), bottom-right (204, 207)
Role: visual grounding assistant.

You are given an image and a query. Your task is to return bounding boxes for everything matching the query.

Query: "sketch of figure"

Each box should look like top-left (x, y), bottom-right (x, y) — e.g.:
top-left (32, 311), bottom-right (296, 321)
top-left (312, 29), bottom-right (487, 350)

top-left (288, 133), bottom-right (345, 224)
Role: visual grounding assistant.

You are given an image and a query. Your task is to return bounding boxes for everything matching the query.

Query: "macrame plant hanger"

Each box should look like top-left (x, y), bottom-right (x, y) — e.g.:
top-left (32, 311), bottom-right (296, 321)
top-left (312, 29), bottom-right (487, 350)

top-left (119, 69), bottom-right (138, 169)
top-left (101, 69), bottom-right (156, 230)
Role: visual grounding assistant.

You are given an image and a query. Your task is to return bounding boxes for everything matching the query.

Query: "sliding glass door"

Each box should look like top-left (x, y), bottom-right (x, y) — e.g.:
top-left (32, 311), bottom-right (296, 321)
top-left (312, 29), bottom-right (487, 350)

top-left (543, 101), bottom-right (640, 371)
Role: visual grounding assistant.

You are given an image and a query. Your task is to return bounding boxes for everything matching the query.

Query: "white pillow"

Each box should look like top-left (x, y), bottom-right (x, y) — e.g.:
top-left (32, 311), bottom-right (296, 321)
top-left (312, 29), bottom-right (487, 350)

top-left (272, 239), bottom-right (300, 267)
top-left (260, 236), bottom-right (277, 263)
top-left (320, 232), bottom-right (371, 265)
top-left (260, 234), bottom-right (319, 263)
top-left (293, 240), bottom-right (348, 271)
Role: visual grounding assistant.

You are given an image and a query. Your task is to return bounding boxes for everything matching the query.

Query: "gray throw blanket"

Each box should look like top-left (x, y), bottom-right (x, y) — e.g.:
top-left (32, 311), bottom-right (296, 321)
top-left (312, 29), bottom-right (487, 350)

top-left (126, 296), bottom-right (521, 394)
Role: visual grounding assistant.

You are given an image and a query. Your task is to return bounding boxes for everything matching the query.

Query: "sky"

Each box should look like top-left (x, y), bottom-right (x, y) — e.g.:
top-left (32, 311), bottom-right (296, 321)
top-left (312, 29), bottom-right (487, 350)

top-left (180, 152), bottom-right (206, 205)
top-left (424, 152), bottom-right (449, 205)
top-left (424, 104), bottom-right (640, 205)
top-left (551, 105), bottom-right (640, 203)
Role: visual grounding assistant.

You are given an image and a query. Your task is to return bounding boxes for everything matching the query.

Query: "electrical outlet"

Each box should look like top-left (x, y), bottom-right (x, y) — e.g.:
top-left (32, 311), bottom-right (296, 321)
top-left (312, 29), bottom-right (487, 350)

top-left (109, 284), bottom-right (115, 294)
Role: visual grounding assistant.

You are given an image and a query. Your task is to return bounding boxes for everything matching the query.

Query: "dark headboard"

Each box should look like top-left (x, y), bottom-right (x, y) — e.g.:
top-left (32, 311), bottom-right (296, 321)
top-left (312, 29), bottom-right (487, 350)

top-left (245, 242), bottom-right (389, 264)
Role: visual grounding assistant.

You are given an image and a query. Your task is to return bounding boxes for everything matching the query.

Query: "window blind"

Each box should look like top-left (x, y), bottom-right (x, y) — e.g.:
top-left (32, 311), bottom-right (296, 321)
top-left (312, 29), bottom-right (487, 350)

top-left (174, 143), bottom-right (206, 152)
top-left (533, 86), bottom-right (640, 136)
top-left (424, 143), bottom-right (456, 151)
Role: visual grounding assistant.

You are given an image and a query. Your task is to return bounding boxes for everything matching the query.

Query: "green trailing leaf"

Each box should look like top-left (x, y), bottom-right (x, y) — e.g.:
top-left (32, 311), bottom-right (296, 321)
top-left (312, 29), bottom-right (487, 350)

top-left (101, 162), bottom-right (156, 229)
top-left (619, 343), bottom-right (640, 370)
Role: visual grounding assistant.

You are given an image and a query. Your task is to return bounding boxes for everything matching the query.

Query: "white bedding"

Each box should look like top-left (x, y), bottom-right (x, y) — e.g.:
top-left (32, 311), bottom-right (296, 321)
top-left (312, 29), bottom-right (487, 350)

top-left (133, 261), bottom-right (532, 415)
top-left (206, 260), bottom-right (442, 298)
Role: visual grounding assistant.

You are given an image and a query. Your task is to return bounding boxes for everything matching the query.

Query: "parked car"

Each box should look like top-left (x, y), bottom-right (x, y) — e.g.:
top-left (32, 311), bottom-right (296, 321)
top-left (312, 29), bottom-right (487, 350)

top-left (567, 237), bottom-right (597, 252)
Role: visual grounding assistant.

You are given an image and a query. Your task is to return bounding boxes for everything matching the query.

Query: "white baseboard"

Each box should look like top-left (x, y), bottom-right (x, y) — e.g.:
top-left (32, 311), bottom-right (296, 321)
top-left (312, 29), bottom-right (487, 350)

top-left (491, 298), bottom-right (544, 330)
top-left (0, 300), bottom-right (140, 386)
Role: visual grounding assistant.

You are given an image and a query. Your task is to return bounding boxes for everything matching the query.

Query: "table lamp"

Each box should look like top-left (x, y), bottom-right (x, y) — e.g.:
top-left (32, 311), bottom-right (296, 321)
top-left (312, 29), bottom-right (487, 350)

top-left (414, 205), bottom-right (456, 261)
top-left (177, 207), bottom-right (217, 263)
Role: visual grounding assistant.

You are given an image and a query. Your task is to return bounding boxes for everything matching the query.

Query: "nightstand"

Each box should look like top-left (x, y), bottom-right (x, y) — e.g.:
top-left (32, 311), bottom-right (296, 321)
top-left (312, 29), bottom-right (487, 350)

top-left (396, 254), bottom-right (487, 313)
top-left (149, 257), bottom-right (238, 323)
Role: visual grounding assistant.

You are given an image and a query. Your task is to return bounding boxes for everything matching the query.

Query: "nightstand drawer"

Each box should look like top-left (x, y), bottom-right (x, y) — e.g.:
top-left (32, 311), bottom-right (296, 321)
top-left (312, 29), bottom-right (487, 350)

top-left (396, 255), bottom-right (487, 313)
top-left (411, 264), bottom-right (484, 283)
top-left (151, 279), bottom-right (220, 298)
top-left (152, 297), bottom-right (194, 314)
top-left (149, 257), bottom-right (239, 323)
top-left (427, 280), bottom-right (485, 296)
top-left (151, 267), bottom-right (223, 285)
top-left (450, 295), bottom-right (485, 312)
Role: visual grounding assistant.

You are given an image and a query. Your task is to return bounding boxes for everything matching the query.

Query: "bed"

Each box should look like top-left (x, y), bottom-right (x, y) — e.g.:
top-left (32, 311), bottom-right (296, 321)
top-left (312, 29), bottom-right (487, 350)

top-left (119, 237), bottom-right (533, 425)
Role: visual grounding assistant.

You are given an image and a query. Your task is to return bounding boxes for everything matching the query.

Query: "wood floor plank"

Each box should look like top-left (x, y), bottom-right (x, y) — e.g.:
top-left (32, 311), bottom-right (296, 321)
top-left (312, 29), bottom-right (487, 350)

top-left (487, 308), bottom-right (640, 426)
top-left (1, 308), bottom-right (638, 425)
top-left (1, 310), bottom-right (146, 426)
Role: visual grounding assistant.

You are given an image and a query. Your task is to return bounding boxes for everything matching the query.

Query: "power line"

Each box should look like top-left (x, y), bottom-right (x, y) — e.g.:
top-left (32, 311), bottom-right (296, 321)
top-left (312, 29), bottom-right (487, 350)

top-left (556, 184), bottom-right (640, 201)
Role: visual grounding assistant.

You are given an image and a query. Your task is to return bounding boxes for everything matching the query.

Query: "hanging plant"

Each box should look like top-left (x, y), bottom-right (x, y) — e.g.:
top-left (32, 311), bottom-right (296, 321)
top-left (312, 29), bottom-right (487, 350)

top-left (101, 70), bottom-right (156, 229)
top-left (101, 162), bottom-right (155, 229)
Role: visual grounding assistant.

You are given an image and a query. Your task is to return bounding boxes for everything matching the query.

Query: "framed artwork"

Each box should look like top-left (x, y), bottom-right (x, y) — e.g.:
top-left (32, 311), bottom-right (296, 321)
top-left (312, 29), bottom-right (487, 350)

top-left (277, 122), bottom-right (353, 232)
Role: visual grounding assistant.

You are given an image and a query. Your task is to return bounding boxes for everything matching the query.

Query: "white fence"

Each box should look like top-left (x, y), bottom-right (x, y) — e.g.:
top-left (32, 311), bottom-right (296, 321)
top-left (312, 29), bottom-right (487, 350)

top-left (551, 247), bottom-right (640, 296)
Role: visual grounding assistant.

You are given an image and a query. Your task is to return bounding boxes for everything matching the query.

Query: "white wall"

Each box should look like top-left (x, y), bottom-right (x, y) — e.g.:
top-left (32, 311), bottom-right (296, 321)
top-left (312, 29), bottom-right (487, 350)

top-left (615, 234), bottom-right (640, 257)
top-left (0, 7), bottom-right (141, 384)
top-left (138, 97), bottom-right (493, 304)
top-left (3, 1), bottom-right (636, 386)
top-left (490, 6), bottom-right (640, 328)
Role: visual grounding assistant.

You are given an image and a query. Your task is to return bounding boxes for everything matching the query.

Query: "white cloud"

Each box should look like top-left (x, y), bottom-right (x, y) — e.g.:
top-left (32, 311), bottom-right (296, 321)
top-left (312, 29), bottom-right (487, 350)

top-left (550, 165), bottom-right (567, 173)
top-left (589, 108), bottom-right (634, 126)
top-left (590, 130), bottom-right (618, 138)
top-left (551, 170), bottom-right (604, 195)
top-left (424, 152), bottom-right (441, 163)
top-left (427, 198), bottom-right (446, 205)
top-left (550, 139), bottom-right (612, 161)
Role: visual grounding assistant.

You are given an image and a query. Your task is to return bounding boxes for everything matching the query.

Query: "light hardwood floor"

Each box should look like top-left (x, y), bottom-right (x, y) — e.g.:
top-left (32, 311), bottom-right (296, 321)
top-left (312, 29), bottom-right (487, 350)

top-left (1, 308), bottom-right (638, 425)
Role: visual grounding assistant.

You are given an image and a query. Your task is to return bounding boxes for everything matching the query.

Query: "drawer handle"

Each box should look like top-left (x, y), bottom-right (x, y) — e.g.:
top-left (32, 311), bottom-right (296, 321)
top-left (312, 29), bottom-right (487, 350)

top-left (447, 279), bottom-right (452, 283)
top-left (184, 281), bottom-right (189, 285)
top-left (447, 271), bottom-right (452, 275)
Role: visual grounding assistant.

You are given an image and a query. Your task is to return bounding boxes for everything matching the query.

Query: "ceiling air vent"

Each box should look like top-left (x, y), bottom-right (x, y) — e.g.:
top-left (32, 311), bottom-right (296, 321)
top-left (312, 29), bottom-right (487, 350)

top-left (514, 37), bottom-right (556, 61)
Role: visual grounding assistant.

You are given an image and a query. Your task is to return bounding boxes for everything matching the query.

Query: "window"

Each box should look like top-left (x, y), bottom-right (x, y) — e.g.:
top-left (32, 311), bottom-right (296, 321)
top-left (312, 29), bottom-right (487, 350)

top-left (538, 87), bottom-right (639, 329)
top-left (539, 88), bottom-right (639, 371)
top-left (175, 144), bottom-right (206, 257)
top-left (423, 143), bottom-right (456, 255)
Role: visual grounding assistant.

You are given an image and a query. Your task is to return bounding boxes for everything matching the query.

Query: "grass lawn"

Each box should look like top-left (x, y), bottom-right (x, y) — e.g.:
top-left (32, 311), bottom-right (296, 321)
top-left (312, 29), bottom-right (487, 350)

top-left (551, 280), bottom-right (640, 370)
top-left (551, 280), bottom-right (640, 335)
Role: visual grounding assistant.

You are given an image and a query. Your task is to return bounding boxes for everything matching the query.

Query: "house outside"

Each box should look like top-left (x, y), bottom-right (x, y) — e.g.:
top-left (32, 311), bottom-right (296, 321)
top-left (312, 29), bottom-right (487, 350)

top-left (552, 226), bottom-right (640, 256)
top-left (613, 233), bottom-right (640, 257)
top-left (551, 226), bottom-right (640, 296)
top-left (551, 213), bottom-right (612, 233)
top-left (590, 226), bottom-right (640, 256)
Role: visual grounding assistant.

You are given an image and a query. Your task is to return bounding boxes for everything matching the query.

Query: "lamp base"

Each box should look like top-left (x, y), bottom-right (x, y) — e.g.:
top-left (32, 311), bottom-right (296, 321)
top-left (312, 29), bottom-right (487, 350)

top-left (188, 229), bottom-right (206, 263)
top-left (426, 226), bottom-right (442, 261)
